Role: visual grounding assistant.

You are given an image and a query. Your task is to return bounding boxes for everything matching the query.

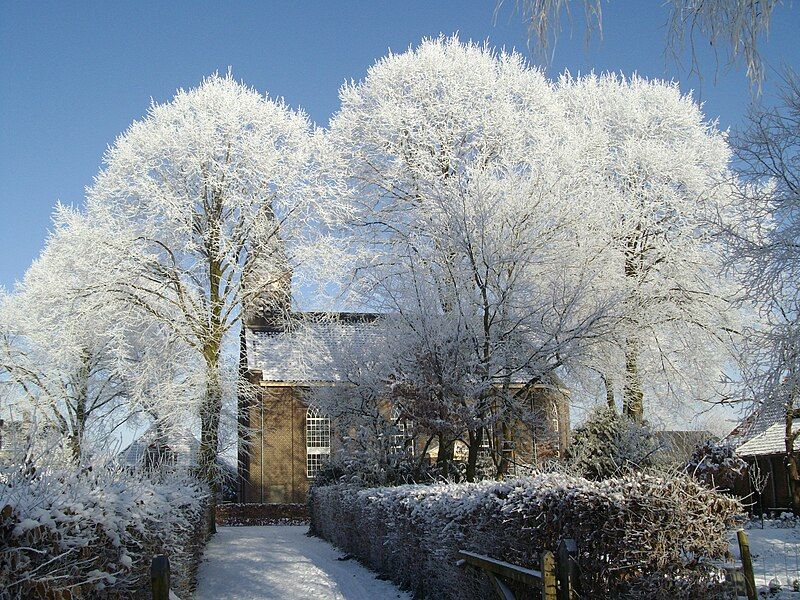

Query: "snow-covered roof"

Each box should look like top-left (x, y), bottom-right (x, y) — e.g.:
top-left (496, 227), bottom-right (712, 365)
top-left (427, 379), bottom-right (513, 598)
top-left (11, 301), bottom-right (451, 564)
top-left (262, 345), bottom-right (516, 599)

top-left (119, 425), bottom-right (200, 467)
top-left (728, 397), bottom-right (786, 449)
top-left (244, 312), bottom-right (560, 386)
top-left (245, 315), bottom-right (381, 383)
top-left (737, 422), bottom-right (798, 457)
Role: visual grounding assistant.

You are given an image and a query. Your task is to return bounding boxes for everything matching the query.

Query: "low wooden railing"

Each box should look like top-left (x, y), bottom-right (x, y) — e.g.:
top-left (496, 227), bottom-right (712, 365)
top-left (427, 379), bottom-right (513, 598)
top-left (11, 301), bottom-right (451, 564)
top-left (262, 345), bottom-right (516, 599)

top-left (457, 538), bottom-right (580, 600)
top-left (460, 531), bottom-right (759, 600)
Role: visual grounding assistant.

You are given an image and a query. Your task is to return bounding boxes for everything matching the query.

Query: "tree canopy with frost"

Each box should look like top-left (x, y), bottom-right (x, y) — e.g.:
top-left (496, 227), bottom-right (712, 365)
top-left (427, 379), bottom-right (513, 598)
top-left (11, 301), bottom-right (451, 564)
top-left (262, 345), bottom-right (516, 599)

top-left (558, 73), bottom-right (742, 423)
top-left (0, 206), bottom-right (200, 463)
top-left (86, 73), bottom-right (319, 515)
top-left (0, 206), bottom-right (130, 462)
top-left (724, 70), bottom-right (800, 509)
top-left (320, 37), bottom-right (614, 480)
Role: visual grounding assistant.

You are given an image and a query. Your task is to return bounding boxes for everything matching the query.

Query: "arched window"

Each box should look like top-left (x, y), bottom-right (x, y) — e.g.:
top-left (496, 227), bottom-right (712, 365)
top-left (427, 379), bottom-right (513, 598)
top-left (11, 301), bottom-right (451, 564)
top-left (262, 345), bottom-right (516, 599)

top-left (306, 406), bottom-right (330, 478)
top-left (389, 406), bottom-right (414, 455)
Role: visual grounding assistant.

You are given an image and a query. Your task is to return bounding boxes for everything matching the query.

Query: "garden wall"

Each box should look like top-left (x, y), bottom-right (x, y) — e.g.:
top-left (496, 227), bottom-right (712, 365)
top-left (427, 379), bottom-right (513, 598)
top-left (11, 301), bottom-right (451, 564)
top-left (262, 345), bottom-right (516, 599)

top-left (310, 473), bottom-right (743, 599)
top-left (216, 502), bottom-right (308, 526)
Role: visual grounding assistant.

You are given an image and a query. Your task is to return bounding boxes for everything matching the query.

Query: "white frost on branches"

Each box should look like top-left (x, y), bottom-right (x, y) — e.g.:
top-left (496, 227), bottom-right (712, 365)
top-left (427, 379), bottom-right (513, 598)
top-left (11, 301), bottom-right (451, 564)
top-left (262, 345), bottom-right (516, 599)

top-left (557, 73), bottom-right (743, 423)
top-left (85, 73), bottom-right (325, 490)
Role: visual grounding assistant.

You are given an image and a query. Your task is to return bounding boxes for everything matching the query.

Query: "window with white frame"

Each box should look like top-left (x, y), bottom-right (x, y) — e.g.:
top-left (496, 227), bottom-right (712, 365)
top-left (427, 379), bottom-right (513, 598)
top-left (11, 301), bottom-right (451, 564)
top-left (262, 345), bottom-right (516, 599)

top-left (306, 406), bottom-right (330, 478)
top-left (389, 406), bottom-right (414, 455)
top-left (479, 425), bottom-right (493, 452)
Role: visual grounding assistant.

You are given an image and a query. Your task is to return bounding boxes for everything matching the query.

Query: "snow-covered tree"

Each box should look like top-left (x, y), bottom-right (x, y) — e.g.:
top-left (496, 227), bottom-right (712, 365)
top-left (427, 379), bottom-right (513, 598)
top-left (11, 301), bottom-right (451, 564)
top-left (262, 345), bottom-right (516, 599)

top-left (0, 206), bottom-right (199, 463)
top-left (685, 438), bottom-right (747, 490)
top-left (558, 73), bottom-right (741, 423)
top-left (322, 37), bottom-right (614, 480)
top-left (116, 316), bottom-right (204, 451)
top-left (0, 206), bottom-right (130, 462)
top-left (725, 70), bottom-right (800, 510)
top-left (86, 73), bottom-right (320, 520)
top-left (567, 406), bottom-right (659, 479)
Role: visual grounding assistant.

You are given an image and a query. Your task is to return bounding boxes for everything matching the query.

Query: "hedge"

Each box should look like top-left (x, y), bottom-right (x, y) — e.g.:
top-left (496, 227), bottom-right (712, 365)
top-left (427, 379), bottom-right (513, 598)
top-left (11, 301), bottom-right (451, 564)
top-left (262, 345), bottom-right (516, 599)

top-left (310, 472), bottom-right (743, 599)
top-left (0, 463), bottom-right (209, 599)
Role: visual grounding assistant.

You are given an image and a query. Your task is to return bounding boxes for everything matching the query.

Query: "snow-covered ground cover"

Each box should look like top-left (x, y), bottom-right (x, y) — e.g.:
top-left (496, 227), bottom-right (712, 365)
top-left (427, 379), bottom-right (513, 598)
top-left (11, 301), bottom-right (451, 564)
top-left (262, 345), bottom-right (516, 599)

top-left (731, 519), bottom-right (800, 597)
top-left (194, 526), bottom-right (410, 600)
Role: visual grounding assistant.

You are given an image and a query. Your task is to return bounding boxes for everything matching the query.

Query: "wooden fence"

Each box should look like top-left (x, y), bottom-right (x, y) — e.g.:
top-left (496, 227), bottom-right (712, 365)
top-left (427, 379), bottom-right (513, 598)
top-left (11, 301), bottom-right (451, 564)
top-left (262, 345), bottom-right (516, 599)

top-left (457, 538), bottom-right (580, 600)
top-left (460, 532), bottom-right (762, 600)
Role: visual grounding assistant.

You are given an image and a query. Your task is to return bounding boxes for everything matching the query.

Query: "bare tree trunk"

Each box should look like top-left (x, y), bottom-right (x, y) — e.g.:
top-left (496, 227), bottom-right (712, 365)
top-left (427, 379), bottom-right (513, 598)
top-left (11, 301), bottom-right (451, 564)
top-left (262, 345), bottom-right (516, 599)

top-left (601, 374), bottom-right (615, 410)
top-left (68, 353), bottom-right (91, 464)
top-left (198, 232), bottom-right (224, 534)
top-left (236, 325), bottom-right (252, 503)
top-left (68, 424), bottom-right (83, 464)
top-left (623, 224), bottom-right (645, 424)
top-left (465, 428), bottom-right (483, 482)
top-left (199, 352), bottom-right (222, 534)
top-left (623, 338), bottom-right (644, 423)
top-left (785, 400), bottom-right (800, 515)
top-left (496, 421), bottom-right (512, 479)
top-left (436, 433), bottom-right (455, 478)
top-left (414, 434), bottom-right (436, 480)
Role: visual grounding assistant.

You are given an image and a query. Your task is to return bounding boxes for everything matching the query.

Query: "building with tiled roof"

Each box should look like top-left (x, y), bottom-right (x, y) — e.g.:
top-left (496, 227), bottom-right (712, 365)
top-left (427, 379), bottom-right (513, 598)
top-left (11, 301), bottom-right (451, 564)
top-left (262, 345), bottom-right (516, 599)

top-left (237, 308), bottom-right (569, 504)
top-left (737, 422), bottom-right (798, 458)
top-left (728, 398), bottom-right (795, 513)
top-left (244, 312), bottom-right (381, 384)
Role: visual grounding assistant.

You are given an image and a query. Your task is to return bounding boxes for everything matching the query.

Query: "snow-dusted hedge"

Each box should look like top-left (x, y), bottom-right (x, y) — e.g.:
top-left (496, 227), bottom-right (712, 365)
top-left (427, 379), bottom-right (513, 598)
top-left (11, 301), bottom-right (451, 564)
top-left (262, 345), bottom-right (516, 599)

top-left (310, 473), bottom-right (743, 599)
top-left (0, 463), bottom-right (209, 599)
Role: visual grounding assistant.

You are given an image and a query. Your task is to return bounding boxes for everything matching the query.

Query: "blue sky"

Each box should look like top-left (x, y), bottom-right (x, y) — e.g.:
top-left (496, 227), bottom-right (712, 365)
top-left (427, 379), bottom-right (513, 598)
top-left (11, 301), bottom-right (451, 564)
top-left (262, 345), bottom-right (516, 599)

top-left (1, 1), bottom-right (798, 290)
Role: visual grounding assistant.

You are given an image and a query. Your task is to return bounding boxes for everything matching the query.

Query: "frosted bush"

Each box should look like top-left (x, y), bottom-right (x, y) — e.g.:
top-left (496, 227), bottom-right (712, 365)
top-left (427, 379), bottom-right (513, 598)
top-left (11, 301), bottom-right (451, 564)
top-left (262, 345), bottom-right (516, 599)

top-left (310, 472), bottom-right (743, 599)
top-left (313, 448), bottom-right (441, 488)
top-left (0, 458), bottom-right (208, 599)
top-left (685, 439), bottom-right (748, 489)
top-left (567, 407), bottom-right (659, 479)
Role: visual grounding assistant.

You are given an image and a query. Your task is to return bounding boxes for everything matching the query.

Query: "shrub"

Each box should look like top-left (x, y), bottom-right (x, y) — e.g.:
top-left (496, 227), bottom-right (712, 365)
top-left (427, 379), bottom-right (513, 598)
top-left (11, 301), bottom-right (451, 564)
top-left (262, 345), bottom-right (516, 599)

top-left (313, 448), bottom-right (438, 488)
top-left (567, 407), bottom-right (659, 479)
top-left (310, 472), bottom-right (743, 599)
top-left (685, 439), bottom-right (748, 490)
top-left (0, 459), bottom-right (209, 599)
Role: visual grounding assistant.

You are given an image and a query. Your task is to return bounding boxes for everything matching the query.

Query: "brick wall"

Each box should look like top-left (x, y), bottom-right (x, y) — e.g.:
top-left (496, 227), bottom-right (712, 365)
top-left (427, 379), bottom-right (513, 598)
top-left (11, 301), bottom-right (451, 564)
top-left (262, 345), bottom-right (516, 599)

top-left (239, 378), bottom-right (571, 503)
top-left (242, 385), bottom-right (311, 504)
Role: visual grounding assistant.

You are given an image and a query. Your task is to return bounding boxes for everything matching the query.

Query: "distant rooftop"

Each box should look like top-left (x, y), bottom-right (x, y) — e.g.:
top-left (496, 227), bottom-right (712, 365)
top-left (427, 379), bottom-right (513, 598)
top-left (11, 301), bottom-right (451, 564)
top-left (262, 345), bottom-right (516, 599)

top-left (654, 430), bottom-right (716, 463)
top-left (244, 311), bottom-right (564, 386)
top-left (245, 313), bottom-right (382, 383)
top-left (118, 425), bottom-right (199, 468)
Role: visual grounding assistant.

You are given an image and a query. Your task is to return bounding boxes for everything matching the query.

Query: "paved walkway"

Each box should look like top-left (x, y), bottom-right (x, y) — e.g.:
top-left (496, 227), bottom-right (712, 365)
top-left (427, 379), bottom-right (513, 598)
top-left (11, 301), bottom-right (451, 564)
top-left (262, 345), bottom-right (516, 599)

top-left (194, 526), bottom-right (410, 600)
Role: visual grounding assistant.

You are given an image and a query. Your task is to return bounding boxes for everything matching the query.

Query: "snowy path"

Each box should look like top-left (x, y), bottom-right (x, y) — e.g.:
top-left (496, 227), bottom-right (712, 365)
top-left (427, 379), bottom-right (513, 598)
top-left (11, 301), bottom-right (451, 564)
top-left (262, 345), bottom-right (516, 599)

top-left (194, 526), bottom-right (411, 600)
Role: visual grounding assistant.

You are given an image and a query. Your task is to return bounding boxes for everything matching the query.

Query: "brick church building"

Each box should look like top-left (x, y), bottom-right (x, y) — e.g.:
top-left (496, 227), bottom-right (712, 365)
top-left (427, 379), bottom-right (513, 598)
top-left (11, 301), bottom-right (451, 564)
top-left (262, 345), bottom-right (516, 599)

top-left (237, 309), bottom-right (570, 504)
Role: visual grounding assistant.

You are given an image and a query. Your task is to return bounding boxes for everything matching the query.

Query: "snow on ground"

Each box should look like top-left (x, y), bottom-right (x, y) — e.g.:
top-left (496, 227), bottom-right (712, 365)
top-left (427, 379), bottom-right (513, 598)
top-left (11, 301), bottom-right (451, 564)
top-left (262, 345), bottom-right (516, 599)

top-left (730, 523), bottom-right (800, 596)
top-left (194, 525), bottom-right (411, 600)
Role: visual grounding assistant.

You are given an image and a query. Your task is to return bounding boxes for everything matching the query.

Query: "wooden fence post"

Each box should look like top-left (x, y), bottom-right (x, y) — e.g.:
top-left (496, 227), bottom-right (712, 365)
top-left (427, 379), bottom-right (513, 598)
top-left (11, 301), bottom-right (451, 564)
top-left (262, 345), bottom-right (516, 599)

top-left (737, 529), bottom-right (757, 600)
top-left (540, 551), bottom-right (557, 600)
top-left (557, 539), bottom-right (579, 600)
top-left (151, 554), bottom-right (170, 600)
